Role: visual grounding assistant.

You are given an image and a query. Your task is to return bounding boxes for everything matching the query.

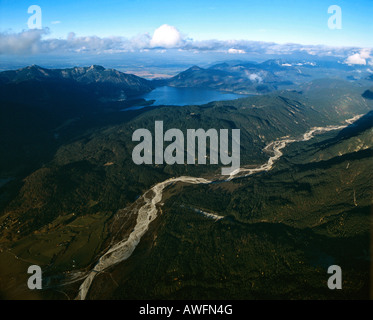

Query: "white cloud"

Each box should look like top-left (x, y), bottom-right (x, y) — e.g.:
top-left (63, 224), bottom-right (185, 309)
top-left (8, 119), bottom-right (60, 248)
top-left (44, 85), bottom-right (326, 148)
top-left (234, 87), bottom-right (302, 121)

top-left (0, 29), bottom-right (46, 54)
top-left (248, 73), bottom-right (263, 83)
top-left (345, 53), bottom-right (366, 65)
top-left (150, 24), bottom-right (184, 48)
top-left (344, 49), bottom-right (371, 65)
top-left (244, 70), bottom-right (264, 83)
top-left (228, 48), bottom-right (246, 54)
top-left (51, 21), bottom-right (61, 25)
top-left (360, 48), bottom-right (371, 59)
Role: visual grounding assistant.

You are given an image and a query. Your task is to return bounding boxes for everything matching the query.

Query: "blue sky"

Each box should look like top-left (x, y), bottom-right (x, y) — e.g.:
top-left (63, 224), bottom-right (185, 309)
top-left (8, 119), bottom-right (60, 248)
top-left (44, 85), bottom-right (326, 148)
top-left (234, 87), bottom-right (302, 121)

top-left (0, 0), bottom-right (372, 47)
top-left (0, 0), bottom-right (372, 70)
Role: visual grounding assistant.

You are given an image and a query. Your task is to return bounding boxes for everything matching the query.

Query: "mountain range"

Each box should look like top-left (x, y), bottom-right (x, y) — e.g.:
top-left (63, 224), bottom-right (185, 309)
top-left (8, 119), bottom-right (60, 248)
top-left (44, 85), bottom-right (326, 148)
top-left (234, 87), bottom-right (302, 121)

top-left (161, 59), bottom-right (370, 95)
top-left (0, 63), bottom-right (372, 299)
top-left (0, 64), bottom-right (154, 100)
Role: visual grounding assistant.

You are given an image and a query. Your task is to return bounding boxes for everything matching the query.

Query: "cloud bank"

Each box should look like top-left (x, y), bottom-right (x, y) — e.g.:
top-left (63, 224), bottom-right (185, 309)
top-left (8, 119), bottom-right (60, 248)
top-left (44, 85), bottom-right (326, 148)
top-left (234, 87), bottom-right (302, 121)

top-left (0, 29), bottom-right (46, 55)
top-left (0, 25), bottom-right (372, 64)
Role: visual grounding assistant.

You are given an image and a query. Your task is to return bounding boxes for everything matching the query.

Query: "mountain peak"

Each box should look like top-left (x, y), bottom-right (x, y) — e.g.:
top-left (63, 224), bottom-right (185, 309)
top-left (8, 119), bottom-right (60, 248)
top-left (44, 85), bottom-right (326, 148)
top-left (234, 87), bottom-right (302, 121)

top-left (88, 65), bottom-right (105, 71)
top-left (28, 64), bottom-right (42, 69)
top-left (22, 64), bottom-right (45, 71)
top-left (15, 65), bottom-right (52, 79)
top-left (188, 65), bottom-right (203, 71)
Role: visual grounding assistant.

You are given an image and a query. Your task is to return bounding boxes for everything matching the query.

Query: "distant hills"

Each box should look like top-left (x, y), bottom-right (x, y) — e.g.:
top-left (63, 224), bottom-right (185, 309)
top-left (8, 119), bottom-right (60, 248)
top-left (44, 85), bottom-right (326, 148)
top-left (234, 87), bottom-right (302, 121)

top-left (1, 60), bottom-right (371, 104)
top-left (162, 59), bottom-right (295, 94)
top-left (162, 58), bottom-right (370, 95)
top-left (0, 64), bottom-right (153, 92)
top-left (0, 64), bottom-right (154, 102)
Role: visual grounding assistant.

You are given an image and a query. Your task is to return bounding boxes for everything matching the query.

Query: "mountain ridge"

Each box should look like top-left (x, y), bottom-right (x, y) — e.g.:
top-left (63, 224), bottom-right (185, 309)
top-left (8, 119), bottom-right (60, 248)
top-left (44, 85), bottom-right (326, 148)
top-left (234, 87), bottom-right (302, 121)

top-left (0, 64), bottom-right (154, 101)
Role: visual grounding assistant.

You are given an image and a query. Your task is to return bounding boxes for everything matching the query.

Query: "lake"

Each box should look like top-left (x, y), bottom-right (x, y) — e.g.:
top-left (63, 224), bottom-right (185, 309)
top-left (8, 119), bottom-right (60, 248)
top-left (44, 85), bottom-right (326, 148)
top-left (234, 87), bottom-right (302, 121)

top-left (124, 86), bottom-right (246, 111)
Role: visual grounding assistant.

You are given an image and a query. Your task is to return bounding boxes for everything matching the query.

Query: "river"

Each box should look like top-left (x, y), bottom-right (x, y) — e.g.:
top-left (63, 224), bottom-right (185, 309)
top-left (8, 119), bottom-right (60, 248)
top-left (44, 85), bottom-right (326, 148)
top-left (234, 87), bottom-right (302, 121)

top-left (74, 114), bottom-right (362, 300)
